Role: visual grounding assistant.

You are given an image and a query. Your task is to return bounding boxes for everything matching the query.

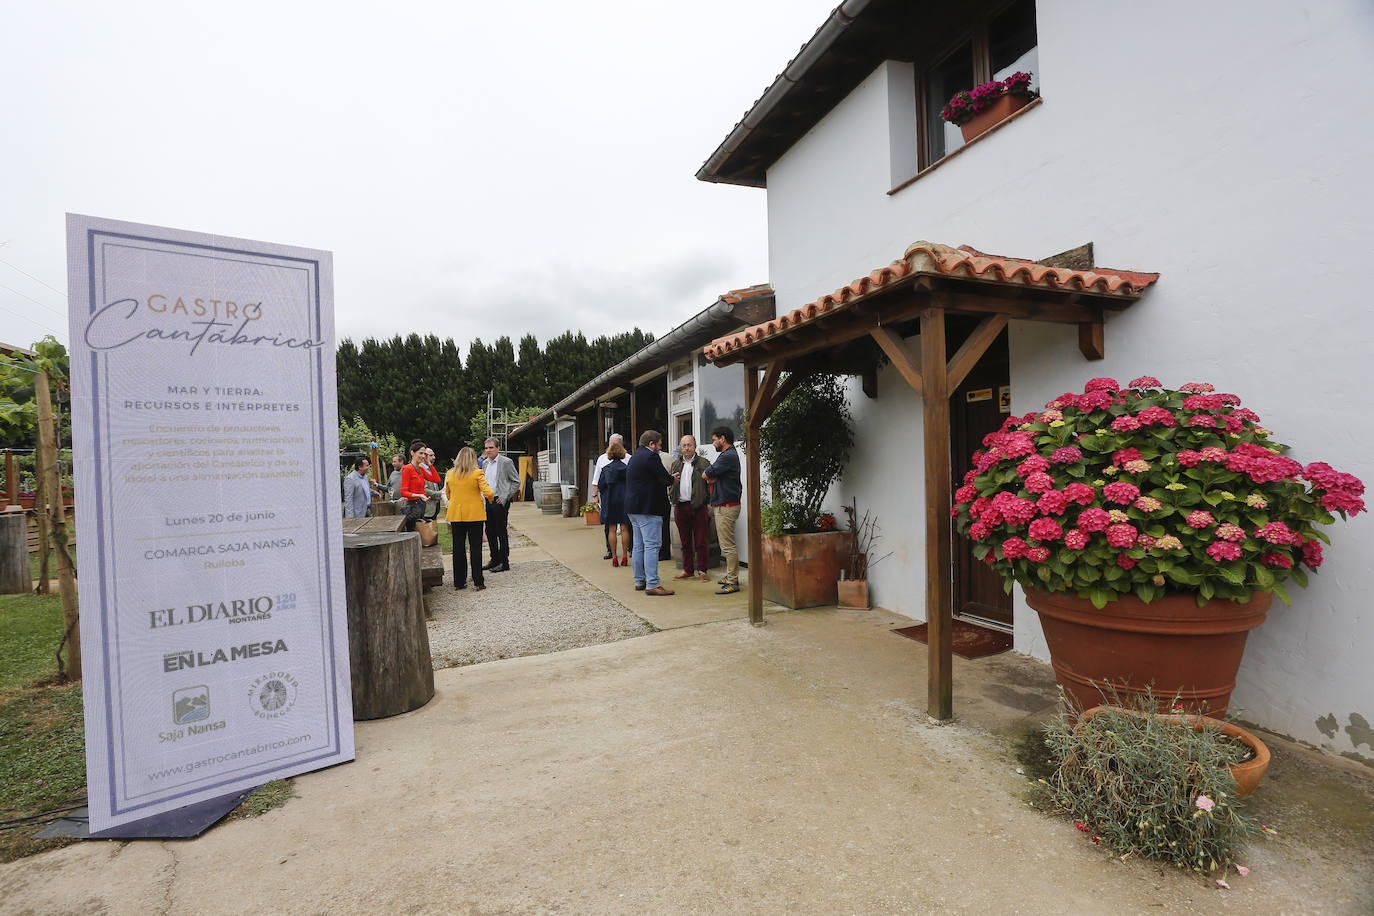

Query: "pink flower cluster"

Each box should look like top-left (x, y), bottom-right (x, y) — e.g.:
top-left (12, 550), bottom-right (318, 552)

top-left (950, 374), bottom-right (1366, 601)
top-left (939, 71), bottom-right (1034, 124)
top-left (1303, 462), bottom-right (1367, 515)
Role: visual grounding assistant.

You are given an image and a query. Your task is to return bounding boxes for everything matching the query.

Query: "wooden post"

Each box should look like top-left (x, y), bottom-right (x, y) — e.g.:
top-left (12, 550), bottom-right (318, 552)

top-left (33, 456), bottom-right (49, 595)
top-left (744, 365), bottom-right (764, 626)
top-left (0, 514), bottom-right (28, 594)
top-left (36, 371), bottom-right (80, 680)
top-left (919, 310), bottom-right (953, 721)
top-left (4, 450), bottom-right (15, 506)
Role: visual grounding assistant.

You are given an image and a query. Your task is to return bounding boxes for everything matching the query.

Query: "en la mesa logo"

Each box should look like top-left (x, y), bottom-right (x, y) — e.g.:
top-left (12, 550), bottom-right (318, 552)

top-left (148, 595), bottom-right (275, 628)
top-left (84, 295), bottom-right (325, 357)
top-left (162, 639), bottom-right (288, 672)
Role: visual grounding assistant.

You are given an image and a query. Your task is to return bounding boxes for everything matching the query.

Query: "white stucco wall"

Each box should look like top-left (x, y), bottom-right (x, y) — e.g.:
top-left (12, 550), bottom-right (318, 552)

top-left (760, 0), bottom-right (1374, 759)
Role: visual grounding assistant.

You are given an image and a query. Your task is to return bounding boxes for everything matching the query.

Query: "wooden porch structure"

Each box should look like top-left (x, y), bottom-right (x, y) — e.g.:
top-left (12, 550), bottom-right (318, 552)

top-left (705, 242), bottom-right (1158, 720)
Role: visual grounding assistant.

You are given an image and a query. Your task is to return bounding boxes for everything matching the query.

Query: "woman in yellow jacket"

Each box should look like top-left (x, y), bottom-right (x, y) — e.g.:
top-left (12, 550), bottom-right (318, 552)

top-left (445, 446), bottom-right (495, 590)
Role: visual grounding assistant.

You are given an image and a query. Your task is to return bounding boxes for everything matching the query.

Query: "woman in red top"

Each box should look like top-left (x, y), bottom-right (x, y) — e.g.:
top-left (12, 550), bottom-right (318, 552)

top-left (400, 441), bottom-right (441, 531)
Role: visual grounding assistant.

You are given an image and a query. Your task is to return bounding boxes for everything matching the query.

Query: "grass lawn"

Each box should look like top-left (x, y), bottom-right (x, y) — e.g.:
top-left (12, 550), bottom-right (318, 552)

top-left (27, 546), bottom-right (76, 584)
top-left (0, 593), bottom-right (84, 862)
top-left (0, 593), bottom-right (291, 862)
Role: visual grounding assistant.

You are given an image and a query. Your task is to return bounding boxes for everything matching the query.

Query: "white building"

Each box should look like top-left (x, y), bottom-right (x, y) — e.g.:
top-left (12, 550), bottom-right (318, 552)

top-left (698, 0), bottom-right (1374, 760)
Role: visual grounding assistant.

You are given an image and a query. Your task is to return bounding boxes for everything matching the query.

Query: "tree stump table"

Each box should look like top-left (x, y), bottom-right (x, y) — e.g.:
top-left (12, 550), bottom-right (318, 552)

top-left (0, 512), bottom-right (29, 594)
top-left (342, 531), bottom-right (434, 719)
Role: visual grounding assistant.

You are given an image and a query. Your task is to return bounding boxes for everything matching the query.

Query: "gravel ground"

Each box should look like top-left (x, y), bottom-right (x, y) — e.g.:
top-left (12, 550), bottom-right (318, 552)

top-left (425, 544), bottom-right (657, 669)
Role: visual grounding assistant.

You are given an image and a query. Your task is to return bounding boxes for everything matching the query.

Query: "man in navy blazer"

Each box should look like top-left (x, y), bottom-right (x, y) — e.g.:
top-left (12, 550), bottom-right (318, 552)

top-left (626, 430), bottom-right (676, 595)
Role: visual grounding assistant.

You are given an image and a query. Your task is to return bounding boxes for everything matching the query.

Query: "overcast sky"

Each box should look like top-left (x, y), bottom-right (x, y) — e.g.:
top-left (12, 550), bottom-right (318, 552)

top-left (1, 0), bottom-right (839, 354)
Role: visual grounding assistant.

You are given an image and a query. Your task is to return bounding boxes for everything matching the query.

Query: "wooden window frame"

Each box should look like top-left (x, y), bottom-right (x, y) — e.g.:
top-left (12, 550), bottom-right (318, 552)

top-left (915, 0), bottom-right (1033, 171)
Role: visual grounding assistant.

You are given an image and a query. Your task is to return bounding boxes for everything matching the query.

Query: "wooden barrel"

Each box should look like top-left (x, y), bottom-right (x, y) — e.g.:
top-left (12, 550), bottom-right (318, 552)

top-left (534, 481), bottom-right (562, 515)
top-left (0, 512), bottom-right (28, 594)
top-left (342, 531), bottom-right (434, 719)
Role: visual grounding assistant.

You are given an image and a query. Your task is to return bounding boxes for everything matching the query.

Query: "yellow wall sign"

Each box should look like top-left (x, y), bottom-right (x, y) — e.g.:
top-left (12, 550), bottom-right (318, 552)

top-left (966, 388), bottom-right (992, 403)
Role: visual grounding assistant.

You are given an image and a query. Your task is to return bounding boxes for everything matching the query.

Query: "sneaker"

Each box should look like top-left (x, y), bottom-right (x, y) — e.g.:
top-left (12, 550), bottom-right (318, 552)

top-left (715, 583), bottom-right (740, 595)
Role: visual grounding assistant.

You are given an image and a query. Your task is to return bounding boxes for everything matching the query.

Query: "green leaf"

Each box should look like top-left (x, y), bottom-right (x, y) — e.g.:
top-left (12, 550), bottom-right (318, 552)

top-left (1290, 567), bottom-right (1308, 588)
top-left (1273, 581), bottom-right (1291, 605)
top-left (1089, 588), bottom-right (1113, 610)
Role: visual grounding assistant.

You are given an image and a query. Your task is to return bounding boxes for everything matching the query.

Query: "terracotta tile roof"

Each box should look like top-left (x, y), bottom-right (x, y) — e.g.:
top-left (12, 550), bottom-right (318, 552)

top-left (703, 241), bottom-right (1159, 361)
top-left (721, 283), bottom-right (774, 303)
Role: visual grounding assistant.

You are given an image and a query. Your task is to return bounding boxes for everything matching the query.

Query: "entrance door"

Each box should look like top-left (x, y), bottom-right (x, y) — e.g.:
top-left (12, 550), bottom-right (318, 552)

top-left (950, 332), bottom-right (1013, 629)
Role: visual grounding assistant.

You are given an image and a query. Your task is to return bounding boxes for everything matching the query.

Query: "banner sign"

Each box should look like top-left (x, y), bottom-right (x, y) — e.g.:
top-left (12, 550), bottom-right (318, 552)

top-left (66, 214), bottom-right (354, 833)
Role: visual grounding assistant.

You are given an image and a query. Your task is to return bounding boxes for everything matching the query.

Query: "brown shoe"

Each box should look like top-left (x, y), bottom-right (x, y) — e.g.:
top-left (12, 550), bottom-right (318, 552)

top-left (696, 572), bottom-right (710, 582)
top-left (672, 572), bottom-right (692, 580)
top-left (644, 586), bottom-right (675, 596)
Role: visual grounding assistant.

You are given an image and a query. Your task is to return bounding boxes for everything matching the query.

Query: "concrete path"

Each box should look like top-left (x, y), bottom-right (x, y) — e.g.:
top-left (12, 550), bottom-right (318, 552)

top-left (2, 506), bottom-right (1371, 914)
top-left (514, 504), bottom-right (765, 630)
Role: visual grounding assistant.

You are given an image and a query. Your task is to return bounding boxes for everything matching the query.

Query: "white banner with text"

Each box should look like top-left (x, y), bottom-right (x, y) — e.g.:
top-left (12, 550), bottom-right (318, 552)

top-left (66, 214), bottom-right (354, 832)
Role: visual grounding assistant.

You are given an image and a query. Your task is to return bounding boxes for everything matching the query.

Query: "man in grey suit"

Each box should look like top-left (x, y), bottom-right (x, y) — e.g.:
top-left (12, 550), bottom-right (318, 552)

top-left (481, 438), bottom-right (520, 572)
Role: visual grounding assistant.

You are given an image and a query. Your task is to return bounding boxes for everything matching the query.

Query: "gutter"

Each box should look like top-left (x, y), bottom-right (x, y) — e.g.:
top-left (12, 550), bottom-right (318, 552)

top-left (695, 0), bottom-right (872, 187)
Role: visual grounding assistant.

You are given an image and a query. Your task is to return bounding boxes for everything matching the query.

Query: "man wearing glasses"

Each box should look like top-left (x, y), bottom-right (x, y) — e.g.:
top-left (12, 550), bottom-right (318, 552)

top-left (481, 438), bottom-right (520, 573)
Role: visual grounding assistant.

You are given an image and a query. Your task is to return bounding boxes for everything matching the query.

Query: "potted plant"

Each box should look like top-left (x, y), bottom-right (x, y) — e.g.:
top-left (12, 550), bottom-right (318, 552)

top-left (758, 375), bottom-right (854, 609)
top-left (1040, 689), bottom-right (1266, 876)
top-left (578, 502), bottom-right (600, 526)
top-left (951, 375), bottom-right (1365, 715)
top-left (836, 500), bottom-right (891, 610)
top-left (940, 71), bottom-right (1036, 143)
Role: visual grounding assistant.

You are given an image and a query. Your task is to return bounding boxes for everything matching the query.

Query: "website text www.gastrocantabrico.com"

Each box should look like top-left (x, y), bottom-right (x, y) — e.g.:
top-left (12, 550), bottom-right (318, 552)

top-left (147, 734), bottom-right (312, 782)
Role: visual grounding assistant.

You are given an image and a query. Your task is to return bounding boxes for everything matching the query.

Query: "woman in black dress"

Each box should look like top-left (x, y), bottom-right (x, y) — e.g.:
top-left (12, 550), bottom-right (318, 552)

top-left (597, 440), bottom-right (632, 566)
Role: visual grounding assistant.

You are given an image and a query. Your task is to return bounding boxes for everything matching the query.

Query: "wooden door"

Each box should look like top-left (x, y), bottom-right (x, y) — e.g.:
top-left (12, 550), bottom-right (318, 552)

top-left (950, 332), bottom-right (1012, 629)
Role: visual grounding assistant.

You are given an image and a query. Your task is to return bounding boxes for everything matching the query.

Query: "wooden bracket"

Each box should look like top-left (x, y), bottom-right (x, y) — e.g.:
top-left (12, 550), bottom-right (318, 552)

top-left (1078, 316), bottom-right (1105, 361)
top-left (870, 327), bottom-right (923, 397)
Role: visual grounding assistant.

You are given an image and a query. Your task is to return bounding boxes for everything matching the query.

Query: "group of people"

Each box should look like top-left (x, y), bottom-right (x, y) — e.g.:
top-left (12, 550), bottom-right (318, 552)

top-left (344, 438), bottom-right (520, 592)
top-left (590, 426), bottom-right (741, 597)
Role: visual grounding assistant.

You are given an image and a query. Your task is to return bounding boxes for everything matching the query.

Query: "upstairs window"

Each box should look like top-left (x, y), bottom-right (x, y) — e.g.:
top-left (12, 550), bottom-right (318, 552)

top-left (919, 0), bottom-right (1039, 167)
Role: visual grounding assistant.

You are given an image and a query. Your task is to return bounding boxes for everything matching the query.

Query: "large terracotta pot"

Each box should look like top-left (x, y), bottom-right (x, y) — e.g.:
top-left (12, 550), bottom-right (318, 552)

top-left (760, 530), bottom-right (852, 609)
top-left (1024, 587), bottom-right (1272, 717)
top-left (582, 509), bottom-right (600, 526)
top-left (1079, 706), bottom-right (1271, 796)
top-left (958, 92), bottom-right (1030, 142)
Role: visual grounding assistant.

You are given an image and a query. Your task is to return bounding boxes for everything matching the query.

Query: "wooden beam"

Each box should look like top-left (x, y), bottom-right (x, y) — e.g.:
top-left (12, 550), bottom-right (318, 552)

top-left (919, 310), bottom-right (953, 721)
top-left (946, 314), bottom-right (1009, 392)
top-left (758, 368), bottom-right (809, 421)
top-left (749, 361), bottom-right (784, 427)
top-left (862, 367), bottom-right (877, 399)
top-left (744, 367), bottom-right (764, 626)
top-left (1078, 317), bottom-right (1105, 361)
top-left (928, 288), bottom-right (1103, 324)
top-left (870, 326), bottom-right (923, 397)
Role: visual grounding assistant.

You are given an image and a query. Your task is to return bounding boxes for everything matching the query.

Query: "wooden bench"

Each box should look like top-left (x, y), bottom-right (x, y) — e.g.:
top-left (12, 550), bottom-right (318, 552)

top-left (420, 543), bottom-right (444, 588)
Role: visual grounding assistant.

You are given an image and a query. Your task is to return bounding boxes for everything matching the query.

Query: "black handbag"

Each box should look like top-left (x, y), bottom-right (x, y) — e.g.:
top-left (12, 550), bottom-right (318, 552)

top-left (404, 498), bottom-right (427, 522)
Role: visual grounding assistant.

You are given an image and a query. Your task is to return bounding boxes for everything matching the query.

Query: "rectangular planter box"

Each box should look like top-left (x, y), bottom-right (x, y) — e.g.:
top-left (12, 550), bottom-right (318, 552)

top-left (760, 530), bottom-right (852, 609)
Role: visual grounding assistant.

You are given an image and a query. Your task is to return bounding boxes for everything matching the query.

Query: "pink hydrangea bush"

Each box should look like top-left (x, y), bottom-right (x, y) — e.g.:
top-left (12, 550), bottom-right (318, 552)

top-left (952, 377), bottom-right (1365, 608)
